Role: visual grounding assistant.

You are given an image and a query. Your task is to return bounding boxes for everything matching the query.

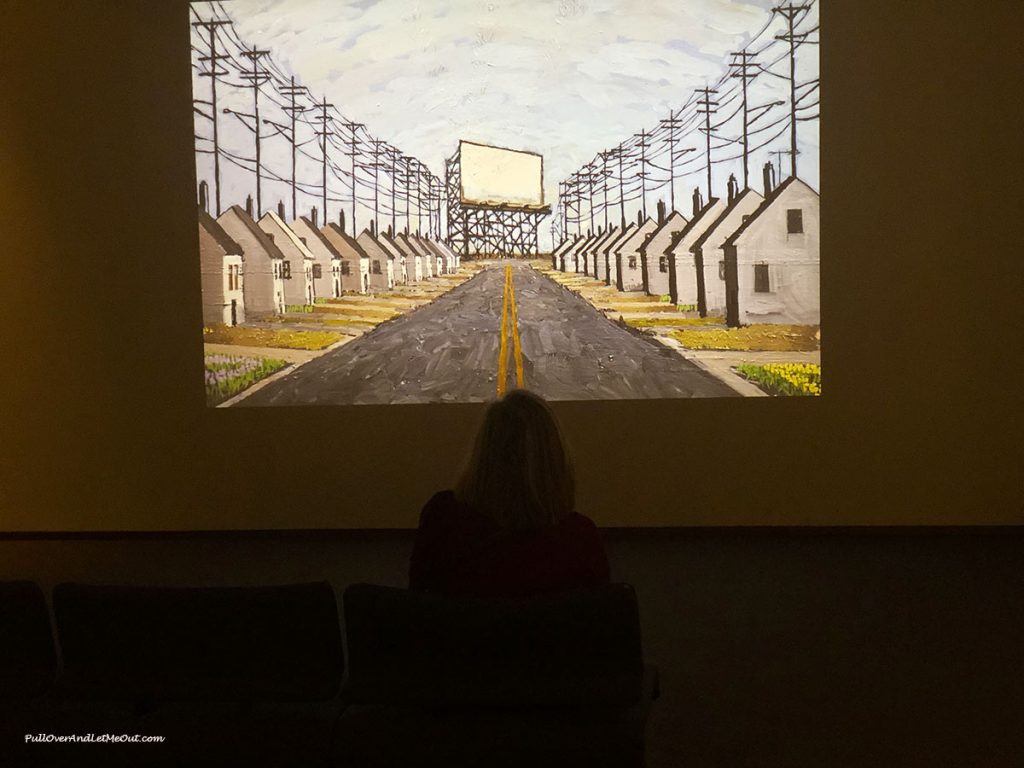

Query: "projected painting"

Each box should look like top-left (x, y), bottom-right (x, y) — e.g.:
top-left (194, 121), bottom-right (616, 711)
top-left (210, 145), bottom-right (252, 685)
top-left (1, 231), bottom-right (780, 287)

top-left (191, 0), bottom-right (820, 406)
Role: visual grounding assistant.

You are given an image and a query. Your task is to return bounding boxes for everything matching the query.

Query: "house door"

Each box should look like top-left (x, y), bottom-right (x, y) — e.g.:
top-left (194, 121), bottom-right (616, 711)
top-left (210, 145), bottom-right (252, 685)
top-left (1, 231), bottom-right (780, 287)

top-left (230, 299), bottom-right (237, 326)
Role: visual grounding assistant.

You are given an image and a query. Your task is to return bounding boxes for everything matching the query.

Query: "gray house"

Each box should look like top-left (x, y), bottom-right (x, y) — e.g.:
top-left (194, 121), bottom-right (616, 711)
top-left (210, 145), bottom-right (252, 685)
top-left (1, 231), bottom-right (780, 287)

top-left (641, 211), bottom-right (689, 298)
top-left (321, 223), bottom-right (371, 294)
top-left (259, 211), bottom-right (315, 307)
top-left (217, 205), bottom-right (286, 316)
top-left (419, 238), bottom-right (450, 276)
top-left (433, 239), bottom-right (461, 272)
top-left (722, 177), bottom-right (820, 327)
top-left (291, 216), bottom-right (342, 298)
top-left (198, 208), bottom-right (245, 326)
top-left (664, 198), bottom-right (726, 308)
top-left (690, 188), bottom-right (763, 317)
top-left (615, 217), bottom-right (659, 292)
top-left (356, 230), bottom-right (395, 291)
top-left (561, 234), bottom-right (590, 273)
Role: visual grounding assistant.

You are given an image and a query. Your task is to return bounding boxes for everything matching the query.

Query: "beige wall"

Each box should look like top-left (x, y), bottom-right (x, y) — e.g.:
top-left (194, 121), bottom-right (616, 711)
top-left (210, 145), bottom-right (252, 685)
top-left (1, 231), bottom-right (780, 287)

top-left (1, 1), bottom-right (1021, 530)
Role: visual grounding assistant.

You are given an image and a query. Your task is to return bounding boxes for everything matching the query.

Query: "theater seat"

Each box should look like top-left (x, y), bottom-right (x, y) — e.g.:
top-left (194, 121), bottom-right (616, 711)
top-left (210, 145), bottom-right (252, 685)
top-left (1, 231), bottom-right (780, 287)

top-left (335, 583), bottom-right (658, 768)
top-left (48, 581), bottom-right (345, 768)
top-left (0, 581), bottom-right (59, 767)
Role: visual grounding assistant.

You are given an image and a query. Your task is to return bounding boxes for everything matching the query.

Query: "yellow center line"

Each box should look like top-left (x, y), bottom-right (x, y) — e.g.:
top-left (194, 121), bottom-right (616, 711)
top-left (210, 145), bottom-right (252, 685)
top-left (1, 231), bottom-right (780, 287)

top-left (497, 265), bottom-right (511, 397)
top-left (496, 263), bottom-right (525, 396)
top-left (508, 267), bottom-right (525, 389)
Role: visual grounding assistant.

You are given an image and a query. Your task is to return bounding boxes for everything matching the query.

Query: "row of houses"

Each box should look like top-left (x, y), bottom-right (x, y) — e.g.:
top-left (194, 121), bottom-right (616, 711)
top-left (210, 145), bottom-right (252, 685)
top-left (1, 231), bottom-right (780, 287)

top-left (551, 174), bottom-right (820, 327)
top-left (198, 205), bottom-right (461, 326)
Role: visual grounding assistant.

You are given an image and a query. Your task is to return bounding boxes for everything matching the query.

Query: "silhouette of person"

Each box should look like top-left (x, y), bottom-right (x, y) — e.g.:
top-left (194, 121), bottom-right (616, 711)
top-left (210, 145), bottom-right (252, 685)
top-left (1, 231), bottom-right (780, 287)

top-left (410, 389), bottom-right (610, 598)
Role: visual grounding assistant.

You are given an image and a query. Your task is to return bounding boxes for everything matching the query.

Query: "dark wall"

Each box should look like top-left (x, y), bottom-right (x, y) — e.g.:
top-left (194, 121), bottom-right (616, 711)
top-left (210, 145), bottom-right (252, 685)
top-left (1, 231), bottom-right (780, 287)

top-left (0, 1), bottom-right (1020, 530)
top-left (1, 530), bottom-right (1021, 767)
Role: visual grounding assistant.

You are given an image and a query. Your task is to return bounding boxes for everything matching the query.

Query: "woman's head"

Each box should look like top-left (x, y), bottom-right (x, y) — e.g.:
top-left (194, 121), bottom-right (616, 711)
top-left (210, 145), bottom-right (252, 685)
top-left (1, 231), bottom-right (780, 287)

top-left (455, 389), bottom-right (575, 531)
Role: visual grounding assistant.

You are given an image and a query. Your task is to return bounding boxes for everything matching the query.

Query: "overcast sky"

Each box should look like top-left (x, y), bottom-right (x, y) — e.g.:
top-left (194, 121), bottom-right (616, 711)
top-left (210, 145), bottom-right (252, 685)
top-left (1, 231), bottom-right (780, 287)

top-left (195, 0), bottom-right (819, 244)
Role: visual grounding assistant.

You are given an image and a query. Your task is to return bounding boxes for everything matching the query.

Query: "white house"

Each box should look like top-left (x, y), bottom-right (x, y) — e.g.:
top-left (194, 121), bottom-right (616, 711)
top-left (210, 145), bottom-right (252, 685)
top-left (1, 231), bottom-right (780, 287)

top-left (664, 198), bottom-right (726, 308)
top-left (394, 234), bottom-right (424, 282)
top-left (424, 238), bottom-right (453, 275)
top-left (356, 230), bottom-right (395, 291)
top-left (415, 235), bottom-right (445, 275)
top-left (259, 211), bottom-right (315, 307)
top-left (690, 188), bottom-right (763, 317)
top-left (378, 231), bottom-right (408, 284)
top-left (321, 223), bottom-right (371, 294)
top-left (552, 236), bottom-right (579, 270)
top-left (640, 211), bottom-right (689, 298)
top-left (615, 217), bottom-right (659, 292)
top-left (430, 238), bottom-right (461, 272)
top-left (583, 227), bottom-right (618, 279)
top-left (601, 224), bottom-right (635, 285)
top-left (722, 177), bottom-right (820, 326)
top-left (291, 216), bottom-right (342, 298)
top-left (217, 205), bottom-right (286, 316)
top-left (561, 235), bottom-right (589, 272)
top-left (198, 208), bottom-right (245, 326)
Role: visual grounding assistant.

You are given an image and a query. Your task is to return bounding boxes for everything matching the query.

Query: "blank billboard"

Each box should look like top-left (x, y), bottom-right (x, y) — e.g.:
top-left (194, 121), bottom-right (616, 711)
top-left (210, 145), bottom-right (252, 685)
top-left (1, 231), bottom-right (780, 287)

top-left (460, 141), bottom-right (543, 208)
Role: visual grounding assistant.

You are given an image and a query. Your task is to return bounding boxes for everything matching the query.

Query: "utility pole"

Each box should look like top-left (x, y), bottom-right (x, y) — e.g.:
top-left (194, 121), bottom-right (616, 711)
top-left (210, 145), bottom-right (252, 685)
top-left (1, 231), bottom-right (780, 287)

top-left (773, 3), bottom-right (812, 179)
top-left (388, 145), bottom-right (398, 235)
top-left (617, 141), bottom-right (626, 228)
top-left (636, 129), bottom-right (653, 220)
top-left (599, 149), bottom-right (618, 230)
top-left (658, 110), bottom-right (685, 213)
top-left (340, 122), bottom-right (364, 235)
top-left (730, 50), bottom-right (758, 190)
top-left (193, 18), bottom-right (232, 216)
top-left (239, 46), bottom-right (271, 218)
top-left (401, 155), bottom-right (412, 233)
top-left (312, 99), bottom-right (334, 227)
top-left (696, 86), bottom-right (719, 200)
top-left (370, 139), bottom-right (385, 230)
top-left (559, 181), bottom-right (568, 240)
top-left (278, 77), bottom-right (307, 220)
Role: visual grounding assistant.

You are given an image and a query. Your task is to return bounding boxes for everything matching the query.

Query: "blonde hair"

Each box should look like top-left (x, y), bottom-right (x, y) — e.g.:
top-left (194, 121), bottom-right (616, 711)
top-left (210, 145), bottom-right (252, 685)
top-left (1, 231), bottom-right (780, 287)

top-left (455, 389), bottom-right (575, 531)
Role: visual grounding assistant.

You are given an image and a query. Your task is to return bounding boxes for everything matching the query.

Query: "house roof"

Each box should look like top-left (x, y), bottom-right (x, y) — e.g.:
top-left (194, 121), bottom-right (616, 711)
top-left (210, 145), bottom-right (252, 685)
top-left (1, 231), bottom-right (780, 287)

top-left (259, 211), bottom-right (314, 260)
top-left (294, 216), bottom-right (341, 258)
top-left (355, 230), bottom-right (393, 260)
top-left (219, 205), bottom-right (285, 260)
top-left (584, 228), bottom-right (619, 255)
top-left (616, 218), bottom-right (658, 252)
top-left (690, 189), bottom-right (761, 252)
top-left (664, 198), bottom-right (722, 255)
top-left (375, 232), bottom-right (405, 260)
top-left (198, 208), bottom-right (242, 256)
top-left (403, 234), bottom-right (432, 257)
top-left (553, 236), bottom-right (580, 258)
top-left (602, 223), bottom-right (637, 254)
top-left (723, 177), bottom-right (811, 246)
top-left (324, 223), bottom-right (371, 261)
top-left (641, 211), bottom-right (688, 255)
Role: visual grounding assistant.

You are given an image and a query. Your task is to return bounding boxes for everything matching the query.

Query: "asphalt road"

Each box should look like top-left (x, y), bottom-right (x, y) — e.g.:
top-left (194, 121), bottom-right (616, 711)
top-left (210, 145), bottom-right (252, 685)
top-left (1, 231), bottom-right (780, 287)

top-left (238, 261), bottom-right (736, 405)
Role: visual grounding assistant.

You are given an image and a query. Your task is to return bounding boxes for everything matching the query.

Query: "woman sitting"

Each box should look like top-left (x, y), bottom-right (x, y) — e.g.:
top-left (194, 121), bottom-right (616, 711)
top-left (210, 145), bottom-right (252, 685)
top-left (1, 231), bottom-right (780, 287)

top-left (409, 389), bottom-right (610, 598)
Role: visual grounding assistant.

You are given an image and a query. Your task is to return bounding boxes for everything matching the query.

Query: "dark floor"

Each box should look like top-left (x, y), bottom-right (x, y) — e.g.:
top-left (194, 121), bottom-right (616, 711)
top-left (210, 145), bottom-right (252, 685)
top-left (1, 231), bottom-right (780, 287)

top-left (2, 528), bottom-right (1021, 767)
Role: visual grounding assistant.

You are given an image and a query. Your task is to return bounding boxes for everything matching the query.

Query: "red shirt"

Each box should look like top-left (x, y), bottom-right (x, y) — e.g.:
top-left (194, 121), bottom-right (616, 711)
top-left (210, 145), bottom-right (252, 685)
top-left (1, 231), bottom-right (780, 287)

top-left (409, 491), bottom-right (610, 599)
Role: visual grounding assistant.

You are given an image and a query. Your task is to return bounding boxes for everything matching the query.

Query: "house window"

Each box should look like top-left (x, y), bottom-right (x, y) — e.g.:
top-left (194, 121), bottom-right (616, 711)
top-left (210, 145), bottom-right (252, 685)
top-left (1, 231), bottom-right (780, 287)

top-left (341, 262), bottom-right (352, 276)
top-left (227, 264), bottom-right (240, 291)
top-left (718, 260), bottom-right (726, 280)
top-left (312, 264), bottom-right (322, 279)
top-left (628, 255), bottom-right (637, 269)
top-left (281, 261), bottom-right (292, 279)
top-left (659, 256), bottom-right (668, 273)
top-left (372, 260), bottom-right (382, 275)
top-left (754, 263), bottom-right (770, 293)
top-left (787, 209), bottom-right (803, 234)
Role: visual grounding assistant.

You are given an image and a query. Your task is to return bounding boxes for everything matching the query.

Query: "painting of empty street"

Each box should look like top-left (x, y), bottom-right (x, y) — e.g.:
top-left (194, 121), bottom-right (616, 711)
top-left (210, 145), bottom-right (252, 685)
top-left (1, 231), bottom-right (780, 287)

top-left (193, 0), bottom-right (820, 406)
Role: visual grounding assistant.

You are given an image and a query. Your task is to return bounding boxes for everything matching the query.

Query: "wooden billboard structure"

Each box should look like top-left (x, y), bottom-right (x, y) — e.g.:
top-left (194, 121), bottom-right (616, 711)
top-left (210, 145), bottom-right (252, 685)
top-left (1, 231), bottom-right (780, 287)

top-left (445, 142), bottom-right (551, 258)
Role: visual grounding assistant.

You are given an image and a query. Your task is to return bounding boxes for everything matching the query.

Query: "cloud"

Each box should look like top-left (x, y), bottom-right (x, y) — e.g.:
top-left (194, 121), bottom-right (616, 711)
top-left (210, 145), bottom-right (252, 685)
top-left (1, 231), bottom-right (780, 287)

top-left (195, 0), bottom-right (818, 243)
